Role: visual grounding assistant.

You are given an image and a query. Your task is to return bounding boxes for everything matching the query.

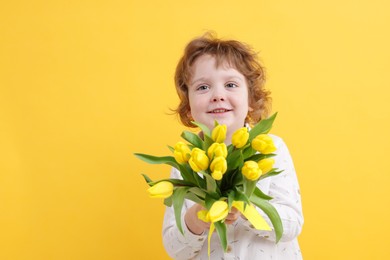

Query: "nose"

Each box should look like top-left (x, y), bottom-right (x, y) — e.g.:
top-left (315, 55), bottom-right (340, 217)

top-left (211, 88), bottom-right (225, 102)
top-left (212, 96), bottom-right (225, 102)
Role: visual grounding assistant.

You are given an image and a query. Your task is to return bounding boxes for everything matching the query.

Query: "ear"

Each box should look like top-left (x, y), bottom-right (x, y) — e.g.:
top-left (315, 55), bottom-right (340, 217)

top-left (248, 107), bottom-right (254, 112)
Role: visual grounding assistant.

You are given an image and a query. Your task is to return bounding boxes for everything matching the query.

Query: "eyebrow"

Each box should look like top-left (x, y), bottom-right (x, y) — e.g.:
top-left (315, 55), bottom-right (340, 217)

top-left (190, 76), bottom-right (244, 86)
top-left (190, 77), bottom-right (206, 86)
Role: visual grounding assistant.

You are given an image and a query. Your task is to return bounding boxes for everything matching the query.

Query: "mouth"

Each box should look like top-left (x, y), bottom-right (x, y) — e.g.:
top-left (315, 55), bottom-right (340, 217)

top-left (207, 108), bottom-right (232, 114)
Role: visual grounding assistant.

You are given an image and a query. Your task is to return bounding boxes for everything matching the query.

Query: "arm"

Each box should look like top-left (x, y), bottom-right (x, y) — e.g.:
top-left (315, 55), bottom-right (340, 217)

top-left (242, 136), bottom-right (304, 242)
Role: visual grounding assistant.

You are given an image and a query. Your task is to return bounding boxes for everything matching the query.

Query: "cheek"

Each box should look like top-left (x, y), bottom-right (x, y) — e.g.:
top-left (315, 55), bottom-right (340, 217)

top-left (189, 95), bottom-right (206, 110)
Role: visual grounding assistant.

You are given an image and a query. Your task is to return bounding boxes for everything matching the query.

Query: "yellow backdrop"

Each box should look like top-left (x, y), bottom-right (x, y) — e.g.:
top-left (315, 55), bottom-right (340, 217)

top-left (1, 0), bottom-right (390, 259)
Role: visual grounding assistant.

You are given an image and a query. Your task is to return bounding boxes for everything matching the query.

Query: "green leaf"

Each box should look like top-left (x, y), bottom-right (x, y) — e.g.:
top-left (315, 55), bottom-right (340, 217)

top-left (245, 153), bottom-right (276, 162)
top-left (184, 164), bottom-right (206, 189)
top-left (205, 194), bottom-right (217, 209)
top-left (172, 187), bottom-right (189, 235)
top-left (203, 134), bottom-right (214, 152)
top-left (260, 169), bottom-right (283, 181)
top-left (147, 178), bottom-right (194, 187)
top-left (178, 164), bottom-right (198, 185)
top-left (214, 222), bottom-right (228, 251)
top-left (248, 112), bottom-right (278, 141)
top-left (167, 145), bottom-right (174, 152)
top-left (204, 172), bottom-right (218, 195)
top-left (164, 197), bottom-right (173, 207)
top-left (226, 149), bottom-right (243, 170)
top-left (227, 190), bottom-right (235, 210)
top-left (141, 174), bottom-right (153, 185)
top-left (185, 192), bottom-right (205, 206)
top-left (191, 121), bottom-right (211, 137)
top-left (242, 146), bottom-right (256, 160)
top-left (229, 169), bottom-right (244, 188)
top-left (134, 153), bottom-right (179, 169)
top-left (253, 186), bottom-right (273, 200)
top-left (181, 131), bottom-right (204, 149)
top-left (243, 178), bottom-right (257, 198)
top-left (227, 144), bottom-right (234, 153)
top-left (188, 187), bottom-right (206, 199)
top-left (234, 189), bottom-right (251, 205)
top-left (250, 195), bottom-right (284, 242)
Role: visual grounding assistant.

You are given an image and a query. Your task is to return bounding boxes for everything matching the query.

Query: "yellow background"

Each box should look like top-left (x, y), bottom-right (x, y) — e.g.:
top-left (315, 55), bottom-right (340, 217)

top-left (1, 0), bottom-right (389, 259)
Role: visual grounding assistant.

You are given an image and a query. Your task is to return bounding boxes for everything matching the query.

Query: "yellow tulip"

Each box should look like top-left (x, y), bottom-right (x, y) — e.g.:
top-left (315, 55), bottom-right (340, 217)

top-left (231, 127), bottom-right (249, 148)
top-left (211, 171), bottom-right (223, 181)
top-left (210, 156), bottom-right (227, 180)
top-left (197, 210), bottom-right (210, 223)
top-left (147, 181), bottom-right (174, 198)
top-left (207, 142), bottom-right (228, 159)
top-left (211, 124), bottom-right (227, 143)
top-left (258, 158), bottom-right (275, 175)
top-left (208, 200), bottom-right (229, 222)
top-left (189, 148), bottom-right (209, 172)
top-left (173, 142), bottom-right (191, 164)
top-left (251, 134), bottom-right (276, 154)
top-left (242, 160), bottom-right (262, 181)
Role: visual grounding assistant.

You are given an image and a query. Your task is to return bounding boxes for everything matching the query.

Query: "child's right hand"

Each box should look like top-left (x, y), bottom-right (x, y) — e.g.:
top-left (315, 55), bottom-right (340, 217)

top-left (184, 204), bottom-right (211, 235)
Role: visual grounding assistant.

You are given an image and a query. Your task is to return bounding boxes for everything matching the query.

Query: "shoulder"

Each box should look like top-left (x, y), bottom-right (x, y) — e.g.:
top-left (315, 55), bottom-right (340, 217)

top-left (269, 134), bottom-right (287, 149)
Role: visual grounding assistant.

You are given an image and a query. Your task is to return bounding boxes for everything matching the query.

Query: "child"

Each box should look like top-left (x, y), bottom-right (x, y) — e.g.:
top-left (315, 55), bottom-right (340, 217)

top-left (162, 33), bottom-right (303, 259)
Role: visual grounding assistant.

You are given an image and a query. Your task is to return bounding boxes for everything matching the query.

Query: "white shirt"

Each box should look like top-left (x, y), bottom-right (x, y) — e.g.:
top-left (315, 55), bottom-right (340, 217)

top-left (162, 135), bottom-right (303, 259)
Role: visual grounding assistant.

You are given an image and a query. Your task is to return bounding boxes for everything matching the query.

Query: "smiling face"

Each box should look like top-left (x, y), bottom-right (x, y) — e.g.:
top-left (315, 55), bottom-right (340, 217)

top-left (188, 55), bottom-right (250, 142)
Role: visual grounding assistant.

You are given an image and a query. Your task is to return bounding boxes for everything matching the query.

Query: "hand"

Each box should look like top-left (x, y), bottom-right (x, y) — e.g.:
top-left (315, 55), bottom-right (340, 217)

top-left (224, 207), bottom-right (241, 225)
top-left (184, 204), bottom-right (210, 235)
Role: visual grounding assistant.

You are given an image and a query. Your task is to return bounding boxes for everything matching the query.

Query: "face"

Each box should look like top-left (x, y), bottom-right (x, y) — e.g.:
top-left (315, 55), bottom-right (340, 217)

top-left (188, 55), bottom-right (250, 140)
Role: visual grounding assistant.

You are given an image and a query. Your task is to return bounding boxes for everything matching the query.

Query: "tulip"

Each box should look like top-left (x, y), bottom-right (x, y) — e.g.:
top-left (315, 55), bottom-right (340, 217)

top-left (211, 124), bottom-right (227, 143)
top-left (258, 158), bottom-right (275, 175)
top-left (208, 200), bottom-right (229, 222)
top-left (189, 148), bottom-right (210, 172)
top-left (147, 181), bottom-right (174, 198)
top-left (207, 143), bottom-right (228, 159)
top-left (197, 209), bottom-right (210, 223)
top-left (231, 127), bottom-right (249, 148)
top-left (173, 142), bottom-right (191, 164)
top-left (210, 156), bottom-right (227, 180)
top-left (251, 134), bottom-right (276, 154)
top-left (242, 160), bottom-right (262, 181)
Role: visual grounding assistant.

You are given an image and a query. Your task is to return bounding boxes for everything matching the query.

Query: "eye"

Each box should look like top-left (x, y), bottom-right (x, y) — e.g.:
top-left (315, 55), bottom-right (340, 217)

top-left (226, 83), bottom-right (238, 88)
top-left (196, 85), bottom-right (209, 91)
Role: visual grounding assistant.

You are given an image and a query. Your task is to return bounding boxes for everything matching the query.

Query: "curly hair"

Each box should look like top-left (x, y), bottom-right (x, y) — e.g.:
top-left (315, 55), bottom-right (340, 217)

top-left (174, 32), bottom-right (271, 127)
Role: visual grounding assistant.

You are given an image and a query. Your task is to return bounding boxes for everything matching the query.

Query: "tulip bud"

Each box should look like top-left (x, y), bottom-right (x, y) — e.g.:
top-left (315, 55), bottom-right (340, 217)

top-left (173, 142), bottom-right (191, 164)
top-left (207, 142), bottom-right (228, 159)
top-left (207, 200), bottom-right (229, 222)
top-left (147, 181), bottom-right (174, 198)
top-left (210, 156), bottom-right (227, 180)
top-left (258, 158), bottom-right (275, 175)
top-left (231, 127), bottom-right (249, 148)
top-left (242, 160), bottom-right (262, 181)
top-left (189, 148), bottom-right (210, 172)
top-left (211, 124), bottom-right (227, 143)
top-left (251, 134), bottom-right (276, 154)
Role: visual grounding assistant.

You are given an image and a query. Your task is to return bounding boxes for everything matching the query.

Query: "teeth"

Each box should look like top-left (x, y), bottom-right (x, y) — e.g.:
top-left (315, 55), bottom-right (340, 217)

top-left (212, 109), bottom-right (228, 113)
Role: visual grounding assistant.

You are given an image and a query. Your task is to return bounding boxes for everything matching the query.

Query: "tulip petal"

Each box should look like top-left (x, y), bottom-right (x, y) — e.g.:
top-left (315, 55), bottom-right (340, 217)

top-left (233, 201), bottom-right (271, 231)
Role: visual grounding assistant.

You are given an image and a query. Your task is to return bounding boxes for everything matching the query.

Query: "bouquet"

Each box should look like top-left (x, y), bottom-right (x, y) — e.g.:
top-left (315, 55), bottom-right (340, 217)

top-left (134, 113), bottom-right (283, 255)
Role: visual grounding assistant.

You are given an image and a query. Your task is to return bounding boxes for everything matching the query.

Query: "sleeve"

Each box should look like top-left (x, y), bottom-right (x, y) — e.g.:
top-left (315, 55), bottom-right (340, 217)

top-left (241, 136), bottom-right (304, 242)
top-left (162, 168), bottom-right (208, 259)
